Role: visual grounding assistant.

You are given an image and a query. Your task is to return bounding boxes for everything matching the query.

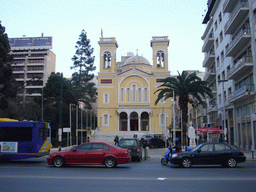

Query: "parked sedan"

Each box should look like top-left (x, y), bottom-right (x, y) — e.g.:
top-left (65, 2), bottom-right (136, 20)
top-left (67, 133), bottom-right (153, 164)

top-left (143, 137), bottom-right (165, 148)
top-left (170, 142), bottom-right (246, 168)
top-left (118, 138), bottom-right (142, 161)
top-left (47, 142), bottom-right (131, 168)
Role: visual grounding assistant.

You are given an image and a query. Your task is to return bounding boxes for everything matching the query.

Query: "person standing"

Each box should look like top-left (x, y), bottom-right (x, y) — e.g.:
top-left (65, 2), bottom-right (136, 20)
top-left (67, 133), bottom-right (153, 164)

top-left (114, 135), bottom-right (119, 145)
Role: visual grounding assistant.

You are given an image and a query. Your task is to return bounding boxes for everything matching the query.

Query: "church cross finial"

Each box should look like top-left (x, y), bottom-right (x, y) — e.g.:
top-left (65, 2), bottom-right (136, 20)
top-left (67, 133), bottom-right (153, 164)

top-left (136, 49), bottom-right (138, 56)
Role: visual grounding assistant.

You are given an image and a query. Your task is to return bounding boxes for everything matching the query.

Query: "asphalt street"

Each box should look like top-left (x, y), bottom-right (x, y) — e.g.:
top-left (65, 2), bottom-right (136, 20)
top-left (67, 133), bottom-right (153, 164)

top-left (0, 148), bottom-right (256, 192)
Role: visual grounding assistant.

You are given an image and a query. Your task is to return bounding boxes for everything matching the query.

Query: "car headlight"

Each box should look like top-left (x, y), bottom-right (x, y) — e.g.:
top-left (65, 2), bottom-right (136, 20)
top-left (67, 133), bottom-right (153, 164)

top-left (172, 154), bottom-right (178, 158)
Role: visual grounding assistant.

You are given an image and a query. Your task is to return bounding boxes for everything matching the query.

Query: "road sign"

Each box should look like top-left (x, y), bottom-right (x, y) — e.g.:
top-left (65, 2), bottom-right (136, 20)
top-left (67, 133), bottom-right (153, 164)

top-left (63, 128), bottom-right (71, 133)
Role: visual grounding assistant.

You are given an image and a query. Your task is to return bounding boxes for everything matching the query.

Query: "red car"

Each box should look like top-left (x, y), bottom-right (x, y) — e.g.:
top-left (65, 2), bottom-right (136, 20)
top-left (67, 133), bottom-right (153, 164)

top-left (47, 142), bottom-right (131, 168)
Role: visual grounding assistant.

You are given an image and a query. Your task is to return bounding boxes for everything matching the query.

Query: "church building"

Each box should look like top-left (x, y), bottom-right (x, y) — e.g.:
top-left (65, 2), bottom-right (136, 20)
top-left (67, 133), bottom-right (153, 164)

top-left (95, 36), bottom-right (172, 143)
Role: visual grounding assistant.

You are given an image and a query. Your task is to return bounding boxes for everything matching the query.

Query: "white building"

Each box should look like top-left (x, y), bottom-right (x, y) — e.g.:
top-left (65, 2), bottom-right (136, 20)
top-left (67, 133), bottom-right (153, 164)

top-left (9, 34), bottom-right (56, 98)
top-left (202, 0), bottom-right (256, 151)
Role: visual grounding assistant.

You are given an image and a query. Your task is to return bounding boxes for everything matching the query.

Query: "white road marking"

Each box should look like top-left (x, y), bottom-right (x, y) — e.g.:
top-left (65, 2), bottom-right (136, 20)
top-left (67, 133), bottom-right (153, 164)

top-left (1, 175), bottom-right (256, 181)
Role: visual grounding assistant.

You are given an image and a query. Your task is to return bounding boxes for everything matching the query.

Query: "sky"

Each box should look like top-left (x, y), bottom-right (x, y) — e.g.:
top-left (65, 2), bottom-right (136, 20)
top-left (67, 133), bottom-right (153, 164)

top-left (1, 0), bottom-right (208, 78)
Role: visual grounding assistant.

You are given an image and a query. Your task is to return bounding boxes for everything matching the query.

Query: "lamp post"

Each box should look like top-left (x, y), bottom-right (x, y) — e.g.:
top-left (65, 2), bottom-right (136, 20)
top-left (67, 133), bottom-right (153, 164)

top-left (172, 90), bottom-right (176, 146)
top-left (218, 79), bottom-right (228, 142)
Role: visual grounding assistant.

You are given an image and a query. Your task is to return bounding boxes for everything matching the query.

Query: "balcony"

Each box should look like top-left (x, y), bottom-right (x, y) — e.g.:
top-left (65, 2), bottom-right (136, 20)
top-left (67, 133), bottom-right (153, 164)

top-left (224, 1), bottom-right (249, 34)
top-left (227, 56), bottom-right (253, 79)
top-left (203, 50), bottom-right (215, 68)
top-left (228, 85), bottom-right (255, 103)
top-left (223, 0), bottom-right (239, 13)
top-left (226, 28), bottom-right (251, 57)
top-left (203, 69), bottom-right (216, 82)
top-left (208, 104), bottom-right (217, 114)
top-left (209, 86), bottom-right (217, 95)
top-left (202, 33), bottom-right (214, 52)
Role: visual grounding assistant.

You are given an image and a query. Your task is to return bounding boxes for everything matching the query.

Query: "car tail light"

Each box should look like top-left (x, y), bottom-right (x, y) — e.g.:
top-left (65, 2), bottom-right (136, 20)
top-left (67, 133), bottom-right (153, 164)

top-left (147, 141), bottom-right (150, 145)
top-left (137, 147), bottom-right (140, 153)
top-left (125, 149), bottom-right (130, 156)
top-left (242, 151), bottom-right (244, 155)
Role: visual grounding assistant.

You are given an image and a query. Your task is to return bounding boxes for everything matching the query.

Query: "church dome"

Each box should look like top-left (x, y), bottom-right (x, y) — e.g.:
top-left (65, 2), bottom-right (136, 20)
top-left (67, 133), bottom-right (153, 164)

top-left (123, 55), bottom-right (151, 66)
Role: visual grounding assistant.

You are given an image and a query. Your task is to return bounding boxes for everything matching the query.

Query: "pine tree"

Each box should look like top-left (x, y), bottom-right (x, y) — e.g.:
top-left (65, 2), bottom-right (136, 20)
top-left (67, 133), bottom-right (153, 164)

top-left (71, 29), bottom-right (96, 85)
top-left (70, 30), bottom-right (97, 109)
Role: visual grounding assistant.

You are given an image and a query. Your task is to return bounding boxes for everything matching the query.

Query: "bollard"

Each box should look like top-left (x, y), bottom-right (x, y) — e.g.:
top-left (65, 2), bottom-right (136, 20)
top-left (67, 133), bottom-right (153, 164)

top-left (144, 147), bottom-right (147, 160)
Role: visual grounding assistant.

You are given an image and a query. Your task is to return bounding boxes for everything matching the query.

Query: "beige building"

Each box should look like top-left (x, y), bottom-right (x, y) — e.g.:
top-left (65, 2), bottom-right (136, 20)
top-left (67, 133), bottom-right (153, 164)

top-left (9, 34), bottom-right (56, 98)
top-left (94, 36), bottom-right (172, 143)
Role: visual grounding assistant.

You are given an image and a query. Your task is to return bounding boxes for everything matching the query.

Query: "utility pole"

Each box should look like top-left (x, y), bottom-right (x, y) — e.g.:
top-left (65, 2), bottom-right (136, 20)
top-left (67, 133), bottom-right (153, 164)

top-left (58, 73), bottom-right (63, 150)
top-left (218, 79), bottom-right (228, 142)
top-left (172, 90), bottom-right (176, 145)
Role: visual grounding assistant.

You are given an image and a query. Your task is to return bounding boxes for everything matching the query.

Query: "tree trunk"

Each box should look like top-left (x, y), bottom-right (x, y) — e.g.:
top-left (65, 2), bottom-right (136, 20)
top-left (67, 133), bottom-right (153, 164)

top-left (179, 95), bottom-right (189, 147)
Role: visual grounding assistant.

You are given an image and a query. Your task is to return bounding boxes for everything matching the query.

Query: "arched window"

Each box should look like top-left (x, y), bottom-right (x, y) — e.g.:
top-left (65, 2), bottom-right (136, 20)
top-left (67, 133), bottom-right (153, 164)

top-left (103, 51), bottom-right (111, 69)
top-left (120, 88), bottom-right (124, 103)
top-left (103, 114), bottom-right (109, 127)
top-left (156, 50), bottom-right (165, 68)
top-left (127, 88), bottom-right (130, 103)
top-left (132, 85), bottom-right (136, 103)
top-left (103, 93), bottom-right (109, 104)
top-left (138, 88), bottom-right (142, 103)
top-left (144, 88), bottom-right (148, 103)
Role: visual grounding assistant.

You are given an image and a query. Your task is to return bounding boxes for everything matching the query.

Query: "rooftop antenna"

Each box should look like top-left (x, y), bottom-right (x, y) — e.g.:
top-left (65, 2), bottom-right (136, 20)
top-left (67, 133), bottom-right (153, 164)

top-left (101, 28), bottom-right (103, 38)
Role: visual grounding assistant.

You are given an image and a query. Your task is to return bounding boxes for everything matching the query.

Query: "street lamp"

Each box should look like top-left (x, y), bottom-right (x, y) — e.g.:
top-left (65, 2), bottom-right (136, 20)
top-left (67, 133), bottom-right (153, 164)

top-left (218, 79), bottom-right (228, 142)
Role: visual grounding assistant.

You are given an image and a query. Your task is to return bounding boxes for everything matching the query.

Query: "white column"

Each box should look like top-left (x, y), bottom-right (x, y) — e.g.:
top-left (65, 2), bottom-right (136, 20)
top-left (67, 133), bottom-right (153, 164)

top-left (128, 115), bottom-right (130, 131)
top-left (138, 115), bottom-right (141, 131)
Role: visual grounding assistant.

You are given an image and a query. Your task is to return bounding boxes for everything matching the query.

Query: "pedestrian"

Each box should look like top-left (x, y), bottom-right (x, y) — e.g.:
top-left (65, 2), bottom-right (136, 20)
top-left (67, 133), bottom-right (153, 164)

top-left (114, 135), bottom-right (119, 145)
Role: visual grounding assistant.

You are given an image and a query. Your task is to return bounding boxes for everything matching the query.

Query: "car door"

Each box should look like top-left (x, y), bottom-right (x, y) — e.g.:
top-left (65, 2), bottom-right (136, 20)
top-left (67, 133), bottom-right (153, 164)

top-left (213, 143), bottom-right (232, 164)
top-left (192, 143), bottom-right (214, 164)
top-left (87, 143), bottom-right (109, 164)
top-left (68, 143), bottom-right (92, 164)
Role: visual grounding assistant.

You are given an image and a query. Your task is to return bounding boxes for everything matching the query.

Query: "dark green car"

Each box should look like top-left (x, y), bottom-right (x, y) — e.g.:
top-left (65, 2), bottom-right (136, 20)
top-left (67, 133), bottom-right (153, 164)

top-left (118, 138), bottom-right (142, 161)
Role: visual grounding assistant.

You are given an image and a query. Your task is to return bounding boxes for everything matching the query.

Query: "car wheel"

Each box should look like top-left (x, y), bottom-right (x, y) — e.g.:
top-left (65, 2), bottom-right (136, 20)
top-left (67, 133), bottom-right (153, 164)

top-left (161, 158), bottom-right (168, 165)
top-left (53, 156), bottom-right (64, 168)
top-left (104, 157), bottom-right (117, 168)
top-left (181, 158), bottom-right (192, 168)
top-left (227, 158), bottom-right (237, 168)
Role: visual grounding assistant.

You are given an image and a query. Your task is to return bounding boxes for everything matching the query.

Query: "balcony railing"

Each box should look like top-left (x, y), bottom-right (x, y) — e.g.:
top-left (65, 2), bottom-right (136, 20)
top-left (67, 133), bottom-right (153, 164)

top-left (202, 32), bottom-right (214, 52)
top-left (226, 27), bottom-right (251, 56)
top-left (203, 49), bottom-right (215, 68)
top-left (227, 56), bottom-right (253, 78)
top-left (204, 69), bottom-right (216, 82)
top-left (228, 84), bottom-right (254, 101)
top-left (224, 1), bottom-right (249, 34)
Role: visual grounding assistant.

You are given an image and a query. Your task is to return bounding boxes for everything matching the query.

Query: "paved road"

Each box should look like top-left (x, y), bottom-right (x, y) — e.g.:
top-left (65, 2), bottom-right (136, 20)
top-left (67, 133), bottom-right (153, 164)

top-left (0, 149), bottom-right (256, 192)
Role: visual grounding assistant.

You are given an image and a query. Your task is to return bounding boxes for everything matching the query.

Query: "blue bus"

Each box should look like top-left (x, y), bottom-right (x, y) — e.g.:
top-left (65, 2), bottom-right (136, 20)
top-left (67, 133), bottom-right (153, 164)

top-left (0, 119), bottom-right (51, 160)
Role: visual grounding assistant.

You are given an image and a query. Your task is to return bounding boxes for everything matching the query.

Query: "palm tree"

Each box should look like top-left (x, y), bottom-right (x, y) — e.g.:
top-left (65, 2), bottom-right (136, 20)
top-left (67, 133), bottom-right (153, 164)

top-left (155, 71), bottom-right (213, 145)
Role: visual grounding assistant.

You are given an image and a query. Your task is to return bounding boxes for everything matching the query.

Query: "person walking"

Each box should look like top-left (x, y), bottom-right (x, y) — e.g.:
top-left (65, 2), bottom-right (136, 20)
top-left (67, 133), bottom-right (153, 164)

top-left (114, 135), bottom-right (119, 145)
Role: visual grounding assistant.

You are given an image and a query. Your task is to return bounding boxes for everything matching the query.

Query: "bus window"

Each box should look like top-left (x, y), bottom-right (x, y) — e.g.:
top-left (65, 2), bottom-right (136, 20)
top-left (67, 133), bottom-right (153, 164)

top-left (0, 127), bottom-right (33, 141)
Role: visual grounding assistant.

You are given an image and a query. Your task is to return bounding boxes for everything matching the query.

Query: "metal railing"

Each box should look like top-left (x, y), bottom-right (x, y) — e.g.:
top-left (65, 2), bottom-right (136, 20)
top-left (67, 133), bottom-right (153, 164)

top-left (227, 56), bottom-right (253, 77)
top-left (224, 1), bottom-right (249, 32)
top-left (226, 27), bottom-right (251, 54)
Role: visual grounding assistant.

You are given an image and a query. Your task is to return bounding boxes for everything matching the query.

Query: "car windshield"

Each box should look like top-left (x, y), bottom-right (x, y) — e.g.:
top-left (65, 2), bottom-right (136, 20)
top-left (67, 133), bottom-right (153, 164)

top-left (191, 144), bottom-right (204, 152)
top-left (108, 143), bottom-right (123, 149)
top-left (119, 139), bottom-right (137, 147)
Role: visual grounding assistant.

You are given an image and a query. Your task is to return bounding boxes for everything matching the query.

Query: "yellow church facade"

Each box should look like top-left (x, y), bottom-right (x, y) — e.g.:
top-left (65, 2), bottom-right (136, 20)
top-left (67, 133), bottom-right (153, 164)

top-left (95, 36), bottom-right (172, 143)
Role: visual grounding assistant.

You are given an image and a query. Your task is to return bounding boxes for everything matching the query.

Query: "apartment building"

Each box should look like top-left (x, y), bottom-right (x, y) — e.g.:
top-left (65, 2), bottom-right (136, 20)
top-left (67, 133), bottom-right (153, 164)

top-left (202, 0), bottom-right (256, 150)
top-left (9, 34), bottom-right (56, 98)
